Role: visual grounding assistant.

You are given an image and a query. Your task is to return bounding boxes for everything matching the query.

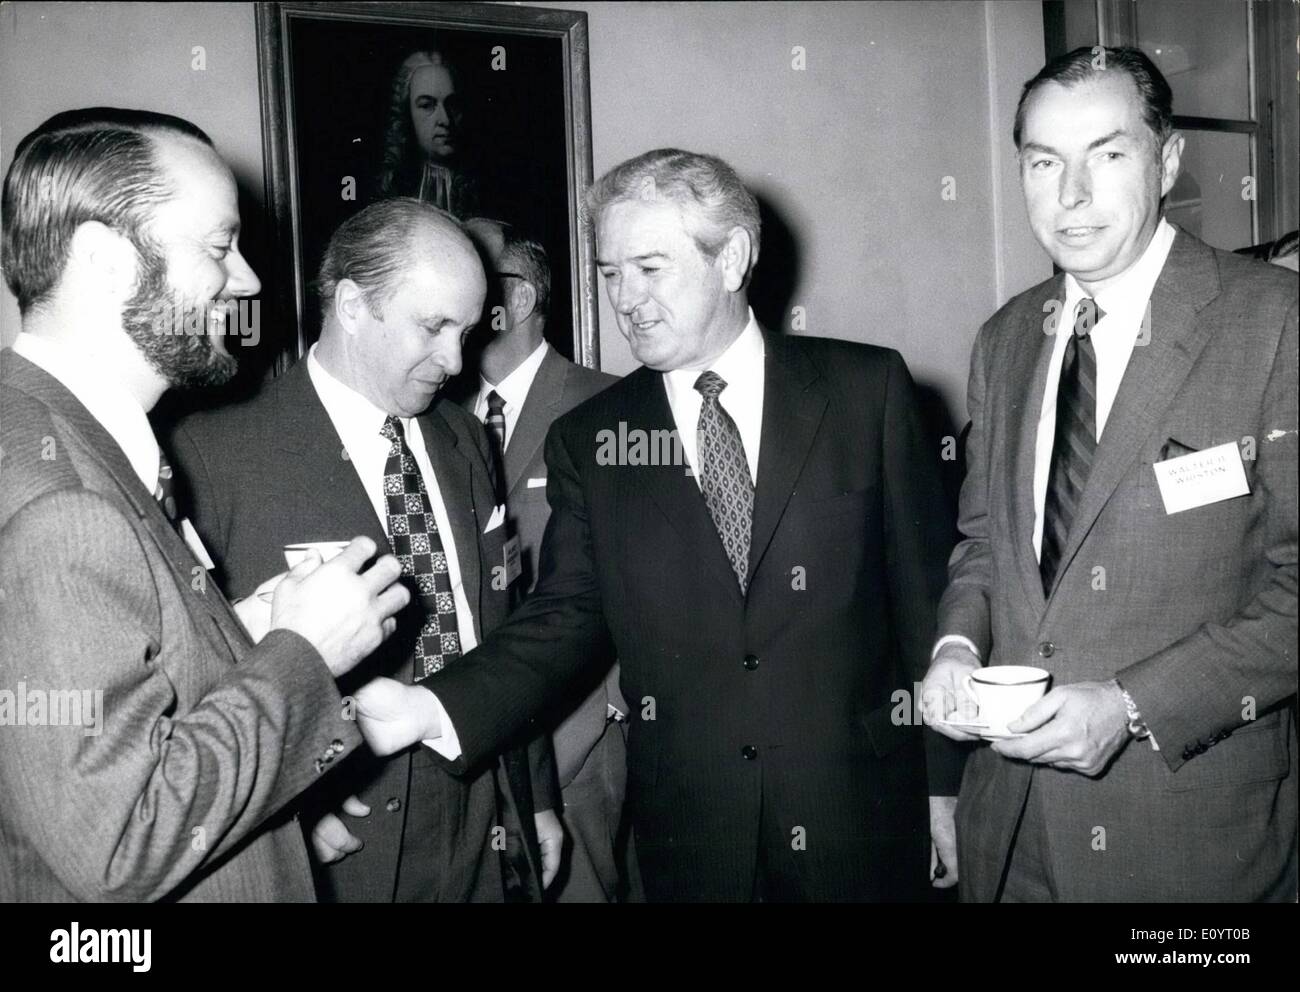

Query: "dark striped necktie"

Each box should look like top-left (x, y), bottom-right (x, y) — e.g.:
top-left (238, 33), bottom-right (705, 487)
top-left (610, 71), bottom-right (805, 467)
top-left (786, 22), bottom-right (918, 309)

top-left (484, 389), bottom-right (507, 502)
top-left (1040, 297), bottom-right (1103, 596)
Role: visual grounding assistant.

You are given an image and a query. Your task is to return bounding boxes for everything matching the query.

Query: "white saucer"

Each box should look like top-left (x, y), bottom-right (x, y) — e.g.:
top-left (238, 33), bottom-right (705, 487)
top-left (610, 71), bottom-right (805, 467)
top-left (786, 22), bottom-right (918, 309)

top-left (936, 717), bottom-right (1026, 740)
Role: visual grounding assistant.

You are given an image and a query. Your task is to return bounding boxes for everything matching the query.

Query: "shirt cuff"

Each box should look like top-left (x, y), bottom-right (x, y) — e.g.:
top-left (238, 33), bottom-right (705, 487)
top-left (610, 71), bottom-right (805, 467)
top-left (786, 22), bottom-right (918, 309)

top-left (420, 691), bottom-right (463, 760)
top-left (932, 634), bottom-right (981, 662)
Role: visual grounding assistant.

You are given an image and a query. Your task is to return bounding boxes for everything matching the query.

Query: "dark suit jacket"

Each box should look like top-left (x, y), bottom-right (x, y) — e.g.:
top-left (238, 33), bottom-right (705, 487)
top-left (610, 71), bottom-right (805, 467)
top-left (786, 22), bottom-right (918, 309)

top-left (424, 331), bottom-right (962, 901)
top-left (941, 230), bottom-right (1298, 902)
top-left (170, 358), bottom-right (555, 902)
top-left (0, 352), bottom-right (360, 902)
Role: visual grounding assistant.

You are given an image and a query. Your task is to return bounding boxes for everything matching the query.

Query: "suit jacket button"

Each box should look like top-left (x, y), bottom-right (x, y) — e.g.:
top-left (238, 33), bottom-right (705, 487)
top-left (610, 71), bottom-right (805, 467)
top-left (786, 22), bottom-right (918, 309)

top-left (741, 744), bottom-right (758, 760)
top-left (743, 654), bottom-right (759, 671)
top-left (1037, 641), bottom-right (1055, 658)
top-left (386, 798), bottom-right (402, 812)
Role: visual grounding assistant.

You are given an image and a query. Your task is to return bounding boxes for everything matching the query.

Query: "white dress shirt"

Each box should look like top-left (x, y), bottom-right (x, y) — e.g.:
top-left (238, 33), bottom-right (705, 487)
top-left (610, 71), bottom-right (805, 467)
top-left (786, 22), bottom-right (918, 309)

top-left (1031, 217), bottom-right (1176, 558)
top-left (663, 308), bottom-right (765, 487)
top-left (306, 346), bottom-right (479, 653)
top-left (429, 308), bottom-right (766, 759)
top-left (933, 219), bottom-right (1176, 749)
top-left (472, 339), bottom-right (548, 450)
top-left (11, 331), bottom-right (159, 493)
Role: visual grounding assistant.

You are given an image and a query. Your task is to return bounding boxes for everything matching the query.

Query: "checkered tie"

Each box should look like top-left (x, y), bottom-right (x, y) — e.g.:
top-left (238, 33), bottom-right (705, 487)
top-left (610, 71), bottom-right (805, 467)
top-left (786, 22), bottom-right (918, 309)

top-left (380, 416), bottom-right (461, 679)
top-left (694, 371), bottom-right (754, 591)
top-left (1040, 297), bottom-right (1103, 596)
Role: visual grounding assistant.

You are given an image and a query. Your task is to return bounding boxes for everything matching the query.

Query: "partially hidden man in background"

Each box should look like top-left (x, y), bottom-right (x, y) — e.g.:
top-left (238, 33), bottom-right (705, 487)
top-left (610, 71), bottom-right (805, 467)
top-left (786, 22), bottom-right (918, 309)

top-left (456, 216), bottom-right (636, 901)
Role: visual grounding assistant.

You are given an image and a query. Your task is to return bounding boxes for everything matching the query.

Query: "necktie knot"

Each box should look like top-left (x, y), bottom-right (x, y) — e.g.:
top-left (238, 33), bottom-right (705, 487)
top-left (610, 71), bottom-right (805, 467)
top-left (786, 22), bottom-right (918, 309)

top-left (380, 415), bottom-right (404, 446)
top-left (1073, 298), bottom-right (1104, 339)
top-left (487, 390), bottom-right (506, 415)
top-left (694, 370), bottom-right (727, 401)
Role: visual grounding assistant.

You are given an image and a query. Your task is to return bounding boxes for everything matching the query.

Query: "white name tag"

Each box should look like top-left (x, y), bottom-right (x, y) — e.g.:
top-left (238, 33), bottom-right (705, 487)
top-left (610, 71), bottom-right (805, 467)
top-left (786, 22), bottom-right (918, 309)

top-left (502, 535), bottom-right (522, 585)
top-left (180, 518), bottom-right (216, 569)
top-left (1152, 441), bottom-right (1249, 514)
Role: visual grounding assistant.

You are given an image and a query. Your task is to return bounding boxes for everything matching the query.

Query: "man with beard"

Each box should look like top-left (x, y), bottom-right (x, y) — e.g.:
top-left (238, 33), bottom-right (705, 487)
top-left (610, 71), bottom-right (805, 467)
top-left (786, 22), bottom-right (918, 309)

top-left (0, 108), bottom-right (412, 902)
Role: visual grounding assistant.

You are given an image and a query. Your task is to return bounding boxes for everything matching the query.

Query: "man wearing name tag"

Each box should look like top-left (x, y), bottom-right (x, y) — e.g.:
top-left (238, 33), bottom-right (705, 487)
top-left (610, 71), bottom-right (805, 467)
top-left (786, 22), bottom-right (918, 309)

top-left (171, 199), bottom-right (561, 901)
top-left (0, 108), bottom-right (411, 901)
top-left (922, 47), bottom-right (1298, 901)
top-left (457, 217), bottom-right (633, 902)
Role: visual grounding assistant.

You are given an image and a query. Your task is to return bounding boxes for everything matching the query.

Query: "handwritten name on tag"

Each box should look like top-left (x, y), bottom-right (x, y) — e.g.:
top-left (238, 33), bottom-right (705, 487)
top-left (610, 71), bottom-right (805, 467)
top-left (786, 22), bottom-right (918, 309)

top-left (1152, 441), bottom-right (1249, 514)
top-left (502, 535), bottom-right (522, 586)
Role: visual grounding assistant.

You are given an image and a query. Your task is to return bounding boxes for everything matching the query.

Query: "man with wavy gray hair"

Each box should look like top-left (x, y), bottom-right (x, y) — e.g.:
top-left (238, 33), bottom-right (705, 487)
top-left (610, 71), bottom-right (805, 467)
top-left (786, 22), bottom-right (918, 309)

top-left (355, 149), bottom-right (964, 902)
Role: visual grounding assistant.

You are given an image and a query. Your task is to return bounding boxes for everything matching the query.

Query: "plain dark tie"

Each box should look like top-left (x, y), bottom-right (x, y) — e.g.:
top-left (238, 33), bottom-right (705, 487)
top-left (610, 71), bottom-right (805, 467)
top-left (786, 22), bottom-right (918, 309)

top-left (484, 389), bottom-right (508, 503)
top-left (1039, 297), bottom-right (1103, 595)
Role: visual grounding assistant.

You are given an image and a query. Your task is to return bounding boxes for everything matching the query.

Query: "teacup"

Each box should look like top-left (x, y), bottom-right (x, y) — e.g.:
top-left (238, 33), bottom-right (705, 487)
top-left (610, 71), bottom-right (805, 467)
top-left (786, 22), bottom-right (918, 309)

top-left (283, 541), bottom-right (351, 570)
top-left (963, 665), bottom-right (1050, 734)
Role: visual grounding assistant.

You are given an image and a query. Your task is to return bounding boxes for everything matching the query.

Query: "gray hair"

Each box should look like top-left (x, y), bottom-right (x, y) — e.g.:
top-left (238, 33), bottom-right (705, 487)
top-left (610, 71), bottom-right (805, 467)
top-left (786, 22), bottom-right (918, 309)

top-left (584, 148), bottom-right (761, 280)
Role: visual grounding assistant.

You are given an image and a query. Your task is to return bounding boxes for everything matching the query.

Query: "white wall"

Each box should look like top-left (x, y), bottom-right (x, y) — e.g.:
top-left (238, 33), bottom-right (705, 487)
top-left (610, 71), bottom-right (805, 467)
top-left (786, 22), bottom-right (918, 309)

top-left (0, 0), bottom-right (1051, 424)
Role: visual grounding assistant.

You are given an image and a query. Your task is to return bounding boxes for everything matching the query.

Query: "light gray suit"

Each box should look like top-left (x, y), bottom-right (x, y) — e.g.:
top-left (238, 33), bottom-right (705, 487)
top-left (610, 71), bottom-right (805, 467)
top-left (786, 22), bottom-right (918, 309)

top-left (942, 229), bottom-right (1298, 901)
top-left (0, 352), bottom-right (360, 902)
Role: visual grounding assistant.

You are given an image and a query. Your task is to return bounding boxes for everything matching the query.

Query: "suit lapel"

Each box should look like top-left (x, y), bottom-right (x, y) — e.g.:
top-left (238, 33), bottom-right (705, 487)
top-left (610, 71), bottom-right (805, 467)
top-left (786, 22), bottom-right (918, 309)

top-left (4, 354), bottom-right (251, 641)
top-left (746, 332), bottom-right (828, 588)
top-left (627, 367), bottom-right (743, 596)
top-left (420, 400), bottom-right (486, 642)
top-left (1049, 232), bottom-right (1221, 595)
top-left (1008, 277), bottom-right (1065, 609)
top-left (269, 361), bottom-right (388, 547)
top-left (504, 344), bottom-right (565, 499)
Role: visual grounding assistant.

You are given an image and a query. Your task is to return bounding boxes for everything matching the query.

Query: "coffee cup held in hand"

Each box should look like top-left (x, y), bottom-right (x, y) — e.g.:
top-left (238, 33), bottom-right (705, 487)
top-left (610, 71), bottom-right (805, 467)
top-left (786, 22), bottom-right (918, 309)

top-left (963, 665), bottom-right (1051, 734)
top-left (284, 541), bottom-right (351, 570)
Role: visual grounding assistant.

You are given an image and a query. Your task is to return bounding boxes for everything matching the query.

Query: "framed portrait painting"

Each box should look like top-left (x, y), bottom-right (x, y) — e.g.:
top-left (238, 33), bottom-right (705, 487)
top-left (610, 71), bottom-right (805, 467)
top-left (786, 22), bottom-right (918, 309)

top-left (255, 1), bottom-right (597, 370)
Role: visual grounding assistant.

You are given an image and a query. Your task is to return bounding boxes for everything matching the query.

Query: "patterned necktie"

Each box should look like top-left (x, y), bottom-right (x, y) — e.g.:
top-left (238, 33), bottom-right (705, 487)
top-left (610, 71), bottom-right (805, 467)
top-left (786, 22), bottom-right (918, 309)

top-left (694, 371), bottom-right (754, 592)
top-left (154, 450), bottom-right (180, 531)
top-left (1040, 297), bottom-right (1103, 595)
top-left (380, 416), bottom-right (461, 679)
top-left (484, 389), bottom-right (508, 502)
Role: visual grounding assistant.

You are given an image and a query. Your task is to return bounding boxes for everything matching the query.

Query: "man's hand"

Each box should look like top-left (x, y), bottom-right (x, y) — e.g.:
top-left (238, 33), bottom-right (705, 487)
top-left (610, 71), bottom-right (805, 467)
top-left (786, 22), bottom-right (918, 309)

top-left (354, 677), bottom-right (442, 756)
top-left (921, 642), bottom-right (982, 741)
top-left (534, 809), bottom-right (564, 890)
top-left (309, 795), bottom-right (370, 864)
top-left (929, 794), bottom-right (959, 888)
top-left (271, 536), bottom-right (409, 677)
top-left (992, 680), bottom-right (1131, 775)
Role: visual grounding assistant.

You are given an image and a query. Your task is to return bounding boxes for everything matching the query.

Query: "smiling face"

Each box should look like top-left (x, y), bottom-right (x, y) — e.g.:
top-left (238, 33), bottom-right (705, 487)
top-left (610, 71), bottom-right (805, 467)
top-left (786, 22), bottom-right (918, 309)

top-left (410, 63), bottom-right (462, 162)
top-left (596, 197), bottom-right (742, 371)
top-left (120, 133), bottom-right (261, 387)
top-left (348, 233), bottom-right (485, 417)
top-left (1018, 71), bottom-right (1181, 293)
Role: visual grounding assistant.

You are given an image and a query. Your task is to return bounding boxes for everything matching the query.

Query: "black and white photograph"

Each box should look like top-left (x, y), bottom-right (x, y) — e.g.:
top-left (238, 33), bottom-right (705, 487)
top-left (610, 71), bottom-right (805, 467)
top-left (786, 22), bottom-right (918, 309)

top-left (0, 0), bottom-right (1296, 970)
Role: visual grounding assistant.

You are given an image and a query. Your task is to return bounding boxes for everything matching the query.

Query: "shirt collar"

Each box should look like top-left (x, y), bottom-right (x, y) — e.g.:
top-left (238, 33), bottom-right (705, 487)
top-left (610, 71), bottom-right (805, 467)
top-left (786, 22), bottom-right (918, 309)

top-left (480, 339), bottom-right (548, 410)
top-left (664, 307), bottom-right (764, 400)
top-left (11, 331), bottom-right (160, 492)
top-left (1063, 217), bottom-right (1176, 328)
top-left (307, 343), bottom-right (413, 443)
